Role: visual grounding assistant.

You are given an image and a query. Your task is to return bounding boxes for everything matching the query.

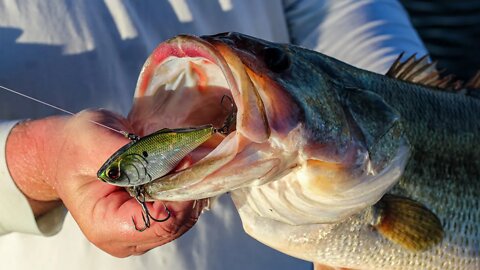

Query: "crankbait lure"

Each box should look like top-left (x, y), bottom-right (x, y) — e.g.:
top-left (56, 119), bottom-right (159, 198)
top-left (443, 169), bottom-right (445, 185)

top-left (97, 125), bottom-right (216, 187)
top-left (98, 124), bottom-right (222, 231)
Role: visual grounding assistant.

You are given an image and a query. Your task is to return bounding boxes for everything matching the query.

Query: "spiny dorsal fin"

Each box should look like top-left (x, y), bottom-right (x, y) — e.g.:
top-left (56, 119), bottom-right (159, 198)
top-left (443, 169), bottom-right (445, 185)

top-left (371, 194), bottom-right (443, 251)
top-left (386, 53), bottom-right (463, 91)
top-left (462, 71), bottom-right (480, 98)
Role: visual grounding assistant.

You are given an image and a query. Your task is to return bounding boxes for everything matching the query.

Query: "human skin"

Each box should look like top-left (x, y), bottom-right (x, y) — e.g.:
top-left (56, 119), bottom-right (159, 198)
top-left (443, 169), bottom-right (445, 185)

top-left (5, 110), bottom-right (203, 257)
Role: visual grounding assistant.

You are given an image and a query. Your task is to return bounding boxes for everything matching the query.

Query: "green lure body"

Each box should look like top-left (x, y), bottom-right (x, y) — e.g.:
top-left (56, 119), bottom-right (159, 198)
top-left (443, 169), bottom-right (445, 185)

top-left (97, 125), bottom-right (214, 187)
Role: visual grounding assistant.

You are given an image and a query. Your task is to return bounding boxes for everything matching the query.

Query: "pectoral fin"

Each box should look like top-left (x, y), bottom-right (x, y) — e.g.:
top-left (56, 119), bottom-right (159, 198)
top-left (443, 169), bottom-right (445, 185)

top-left (371, 194), bottom-right (443, 251)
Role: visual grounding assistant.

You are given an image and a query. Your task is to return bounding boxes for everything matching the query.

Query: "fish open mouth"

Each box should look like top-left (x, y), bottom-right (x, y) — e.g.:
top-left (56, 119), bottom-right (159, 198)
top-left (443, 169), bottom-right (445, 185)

top-left (127, 34), bottom-right (291, 201)
top-left (125, 33), bottom-right (411, 226)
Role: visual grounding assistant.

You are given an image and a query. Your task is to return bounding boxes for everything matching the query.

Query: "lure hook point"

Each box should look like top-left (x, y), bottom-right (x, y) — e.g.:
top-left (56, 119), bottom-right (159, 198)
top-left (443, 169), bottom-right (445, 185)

top-left (132, 186), bottom-right (171, 232)
top-left (215, 95), bottom-right (236, 135)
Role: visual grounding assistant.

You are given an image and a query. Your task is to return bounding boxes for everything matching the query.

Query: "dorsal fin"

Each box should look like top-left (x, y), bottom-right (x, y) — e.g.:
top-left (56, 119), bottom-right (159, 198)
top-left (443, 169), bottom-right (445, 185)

top-left (462, 71), bottom-right (480, 98)
top-left (465, 70), bottom-right (480, 89)
top-left (386, 53), bottom-right (464, 91)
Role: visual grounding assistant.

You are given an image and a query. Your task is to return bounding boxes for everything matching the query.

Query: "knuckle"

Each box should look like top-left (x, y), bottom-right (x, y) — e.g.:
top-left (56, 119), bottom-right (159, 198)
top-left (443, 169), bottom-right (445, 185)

top-left (155, 220), bottom-right (182, 237)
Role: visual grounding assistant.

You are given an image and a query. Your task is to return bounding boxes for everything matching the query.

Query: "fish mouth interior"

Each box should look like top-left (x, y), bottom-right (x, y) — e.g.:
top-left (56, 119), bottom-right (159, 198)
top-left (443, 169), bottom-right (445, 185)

top-left (128, 36), bottom-right (247, 178)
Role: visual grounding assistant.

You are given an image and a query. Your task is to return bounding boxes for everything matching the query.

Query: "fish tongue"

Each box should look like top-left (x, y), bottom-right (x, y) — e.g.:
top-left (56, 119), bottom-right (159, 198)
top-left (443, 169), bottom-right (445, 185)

top-left (171, 132), bottom-right (225, 172)
top-left (173, 155), bottom-right (193, 172)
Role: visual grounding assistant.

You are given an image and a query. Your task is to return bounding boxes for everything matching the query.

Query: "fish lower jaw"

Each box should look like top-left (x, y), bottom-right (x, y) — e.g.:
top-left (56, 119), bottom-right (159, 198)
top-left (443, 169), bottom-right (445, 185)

top-left (142, 134), bottom-right (300, 201)
top-left (141, 121), bottom-right (305, 201)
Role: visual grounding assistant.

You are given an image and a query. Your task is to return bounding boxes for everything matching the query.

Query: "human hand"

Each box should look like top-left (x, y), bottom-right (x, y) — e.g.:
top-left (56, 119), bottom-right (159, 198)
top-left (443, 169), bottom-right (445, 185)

top-left (6, 110), bottom-right (203, 257)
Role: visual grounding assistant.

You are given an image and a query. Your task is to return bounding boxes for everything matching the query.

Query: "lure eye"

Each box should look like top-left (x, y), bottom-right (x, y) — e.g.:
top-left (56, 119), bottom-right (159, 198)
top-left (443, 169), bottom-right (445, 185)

top-left (263, 47), bottom-right (291, 73)
top-left (107, 167), bottom-right (121, 180)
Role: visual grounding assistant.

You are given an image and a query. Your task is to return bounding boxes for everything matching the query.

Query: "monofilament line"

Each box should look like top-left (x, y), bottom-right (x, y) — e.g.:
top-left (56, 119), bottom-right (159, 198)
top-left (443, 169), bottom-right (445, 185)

top-left (0, 85), bottom-right (129, 137)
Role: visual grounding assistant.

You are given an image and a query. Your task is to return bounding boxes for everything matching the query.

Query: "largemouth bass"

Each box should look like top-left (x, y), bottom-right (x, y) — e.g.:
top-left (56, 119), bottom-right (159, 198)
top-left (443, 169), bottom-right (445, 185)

top-left (114, 32), bottom-right (479, 269)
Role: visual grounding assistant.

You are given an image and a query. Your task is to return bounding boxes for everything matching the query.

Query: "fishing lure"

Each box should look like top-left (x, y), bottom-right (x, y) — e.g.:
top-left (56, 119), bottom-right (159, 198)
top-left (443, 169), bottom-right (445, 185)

top-left (96, 125), bottom-right (217, 187)
top-left (98, 124), bottom-right (216, 231)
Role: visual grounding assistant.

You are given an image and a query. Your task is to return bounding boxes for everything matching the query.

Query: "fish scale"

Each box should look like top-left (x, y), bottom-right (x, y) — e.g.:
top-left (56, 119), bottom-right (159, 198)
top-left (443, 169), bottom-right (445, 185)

top-left (362, 68), bottom-right (479, 267)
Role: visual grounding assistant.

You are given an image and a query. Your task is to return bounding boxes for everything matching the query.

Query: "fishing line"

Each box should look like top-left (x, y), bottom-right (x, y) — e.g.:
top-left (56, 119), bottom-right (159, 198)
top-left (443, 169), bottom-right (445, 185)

top-left (0, 85), bottom-right (129, 137)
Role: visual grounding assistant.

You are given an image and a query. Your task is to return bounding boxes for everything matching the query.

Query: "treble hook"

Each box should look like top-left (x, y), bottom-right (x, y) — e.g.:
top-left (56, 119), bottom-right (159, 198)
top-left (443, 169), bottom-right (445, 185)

top-left (215, 95), bottom-right (237, 135)
top-left (131, 186), bottom-right (171, 232)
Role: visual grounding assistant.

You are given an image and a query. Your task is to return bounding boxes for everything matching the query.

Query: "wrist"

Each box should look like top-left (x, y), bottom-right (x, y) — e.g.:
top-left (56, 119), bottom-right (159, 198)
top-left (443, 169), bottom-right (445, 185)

top-left (5, 116), bottom-right (68, 202)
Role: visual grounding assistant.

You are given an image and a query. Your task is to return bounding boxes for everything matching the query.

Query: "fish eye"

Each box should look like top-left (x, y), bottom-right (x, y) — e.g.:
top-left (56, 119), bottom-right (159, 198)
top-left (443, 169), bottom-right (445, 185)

top-left (107, 167), bottom-right (121, 180)
top-left (263, 47), bottom-right (291, 73)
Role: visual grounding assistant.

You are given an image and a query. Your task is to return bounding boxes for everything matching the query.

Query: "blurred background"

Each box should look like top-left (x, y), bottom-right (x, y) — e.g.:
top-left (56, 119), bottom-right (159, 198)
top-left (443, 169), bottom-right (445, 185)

top-left (401, 0), bottom-right (480, 81)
